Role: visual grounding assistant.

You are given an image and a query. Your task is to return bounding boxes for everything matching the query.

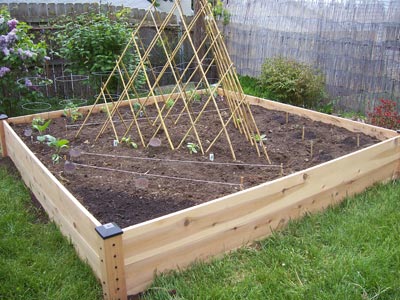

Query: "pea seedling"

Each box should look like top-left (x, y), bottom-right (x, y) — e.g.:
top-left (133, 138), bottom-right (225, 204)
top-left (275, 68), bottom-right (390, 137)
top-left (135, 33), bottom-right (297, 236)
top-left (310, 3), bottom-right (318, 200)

top-left (186, 142), bottom-right (200, 154)
top-left (32, 117), bottom-right (51, 134)
top-left (63, 103), bottom-right (83, 122)
top-left (121, 136), bottom-right (138, 149)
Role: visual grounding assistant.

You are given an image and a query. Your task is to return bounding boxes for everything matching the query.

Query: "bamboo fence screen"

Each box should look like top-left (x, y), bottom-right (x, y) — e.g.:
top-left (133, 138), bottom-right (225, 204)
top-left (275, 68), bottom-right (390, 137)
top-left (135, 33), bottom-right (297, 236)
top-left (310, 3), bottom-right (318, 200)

top-left (223, 0), bottom-right (400, 112)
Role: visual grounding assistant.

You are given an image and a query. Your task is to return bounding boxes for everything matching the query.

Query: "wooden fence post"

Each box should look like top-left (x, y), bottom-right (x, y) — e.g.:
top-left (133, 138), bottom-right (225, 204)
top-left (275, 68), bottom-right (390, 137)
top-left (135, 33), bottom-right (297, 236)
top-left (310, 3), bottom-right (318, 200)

top-left (0, 114), bottom-right (9, 157)
top-left (96, 223), bottom-right (127, 300)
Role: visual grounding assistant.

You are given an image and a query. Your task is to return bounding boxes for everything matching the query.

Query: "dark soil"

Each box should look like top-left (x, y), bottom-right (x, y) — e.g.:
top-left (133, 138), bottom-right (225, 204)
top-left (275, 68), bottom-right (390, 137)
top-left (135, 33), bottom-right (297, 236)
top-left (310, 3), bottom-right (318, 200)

top-left (11, 100), bottom-right (379, 228)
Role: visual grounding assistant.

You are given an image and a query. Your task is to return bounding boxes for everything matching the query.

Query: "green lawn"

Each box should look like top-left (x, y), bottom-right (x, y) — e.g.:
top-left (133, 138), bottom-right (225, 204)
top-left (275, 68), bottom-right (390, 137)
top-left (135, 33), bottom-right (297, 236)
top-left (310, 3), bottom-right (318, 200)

top-left (142, 180), bottom-right (400, 300)
top-left (0, 160), bottom-right (102, 300)
top-left (1, 158), bottom-right (399, 300)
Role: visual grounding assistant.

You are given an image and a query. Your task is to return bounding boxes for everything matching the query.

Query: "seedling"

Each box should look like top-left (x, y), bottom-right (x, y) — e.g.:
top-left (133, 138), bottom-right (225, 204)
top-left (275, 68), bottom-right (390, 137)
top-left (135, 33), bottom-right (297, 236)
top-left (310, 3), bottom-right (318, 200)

top-left (133, 102), bottom-right (141, 112)
top-left (165, 98), bottom-right (174, 109)
top-left (37, 134), bottom-right (69, 164)
top-left (186, 142), bottom-right (199, 154)
top-left (100, 103), bottom-right (113, 114)
top-left (63, 103), bottom-right (83, 122)
top-left (121, 136), bottom-right (138, 149)
top-left (133, 102), bottom-right (145, 117)
top-left (253, 134), bottom-right (267, 143)
top-left (32, 118), bottom-right (51, 134)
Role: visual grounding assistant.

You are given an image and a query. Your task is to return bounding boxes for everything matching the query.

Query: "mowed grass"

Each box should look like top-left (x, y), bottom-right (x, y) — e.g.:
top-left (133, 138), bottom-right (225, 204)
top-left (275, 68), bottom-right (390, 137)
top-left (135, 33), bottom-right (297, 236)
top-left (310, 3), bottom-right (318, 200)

top-left (0, 163), bottom-right (102, 300)
top-left (142, 180), bottom-right (400, 300)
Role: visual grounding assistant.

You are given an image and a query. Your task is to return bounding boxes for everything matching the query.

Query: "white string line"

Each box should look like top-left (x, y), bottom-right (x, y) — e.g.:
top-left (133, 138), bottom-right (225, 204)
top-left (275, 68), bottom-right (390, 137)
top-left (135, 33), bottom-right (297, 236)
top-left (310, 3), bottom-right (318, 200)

top-left (66, 107), bottom-right (230, 128)
top-left (73, 163), bottom-right (241, 186)
top-left (80, 151), bottom-right (281, 168)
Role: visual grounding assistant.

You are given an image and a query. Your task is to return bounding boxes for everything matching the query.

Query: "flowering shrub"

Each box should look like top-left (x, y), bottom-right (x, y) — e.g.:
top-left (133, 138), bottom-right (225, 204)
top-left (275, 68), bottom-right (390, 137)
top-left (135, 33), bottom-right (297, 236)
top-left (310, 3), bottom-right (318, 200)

top-left (0, 7), bottom-right (49, 115)
top-left (367, 99), bottom-right (400, 130)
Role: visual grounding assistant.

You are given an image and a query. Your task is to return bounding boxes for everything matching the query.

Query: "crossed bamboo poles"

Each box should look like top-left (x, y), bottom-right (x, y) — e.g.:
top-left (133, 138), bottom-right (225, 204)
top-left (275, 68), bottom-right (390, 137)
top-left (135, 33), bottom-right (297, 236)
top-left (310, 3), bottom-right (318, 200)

top-left (76, 0), bottom-right (270, 163)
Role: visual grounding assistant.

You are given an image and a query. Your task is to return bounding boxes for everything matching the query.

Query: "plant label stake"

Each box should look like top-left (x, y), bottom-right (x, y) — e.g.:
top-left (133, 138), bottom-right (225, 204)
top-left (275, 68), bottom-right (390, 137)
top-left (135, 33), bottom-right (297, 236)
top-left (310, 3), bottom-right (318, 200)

top-left (286, 112), bottom-right (289, 124)
top-left (240, 176), bottom-right (244, 190)
top-left (209, 152), bottom-right (214, 161)
top-left (357, 134), bottom-right (360, 148)
top-left (302, 126), bottom-right (305, 141)
top-left (113, 140), bottom-right (119, 147)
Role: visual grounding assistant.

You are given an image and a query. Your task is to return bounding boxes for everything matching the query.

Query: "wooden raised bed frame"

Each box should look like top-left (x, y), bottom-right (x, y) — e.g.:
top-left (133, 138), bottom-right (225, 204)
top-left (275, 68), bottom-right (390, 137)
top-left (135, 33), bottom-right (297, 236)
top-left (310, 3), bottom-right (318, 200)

top-left (1, 94), bottom-right (399, 300)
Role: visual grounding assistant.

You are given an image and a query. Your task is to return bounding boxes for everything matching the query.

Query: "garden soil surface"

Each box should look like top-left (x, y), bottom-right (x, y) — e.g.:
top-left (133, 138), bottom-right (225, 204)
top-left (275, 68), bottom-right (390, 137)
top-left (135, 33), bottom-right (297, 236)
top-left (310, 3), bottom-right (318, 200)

top-left (12, 99), bottom-right (379, 228)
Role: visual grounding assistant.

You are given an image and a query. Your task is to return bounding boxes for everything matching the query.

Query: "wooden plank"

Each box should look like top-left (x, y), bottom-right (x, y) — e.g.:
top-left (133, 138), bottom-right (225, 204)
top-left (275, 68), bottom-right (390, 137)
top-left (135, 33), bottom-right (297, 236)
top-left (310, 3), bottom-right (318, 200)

top-left (0, 119), bottom-right (7, 157)
top-left (243, 93), bottom-right (398, 140)
top-left (122, 136), bottom-right (400, 294)
top-left (96, 224), bottom-right (127, 300)
top-left (3, 122), bottom-right (103, 277)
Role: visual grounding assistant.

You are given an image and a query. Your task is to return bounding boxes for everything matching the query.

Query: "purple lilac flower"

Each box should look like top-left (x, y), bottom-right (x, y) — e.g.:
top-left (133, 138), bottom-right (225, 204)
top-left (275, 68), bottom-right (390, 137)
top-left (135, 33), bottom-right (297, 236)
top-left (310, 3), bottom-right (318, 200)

top-left (0, 35), bottom-right (7, 48)
top-left (0, 66), bottom-right (10, 78)
top-left (24, 50), bottom-right (33, 58)
top-left (25, 78), bottom-right (33, 87)
top-left (6, 29), bottom-right (17, 43)
top-left (7, 19), bottom-right (18, 30)
top-left (2, 47), bottom-right (9, 56)
top-left (0, 18), bottom-right (4, 25)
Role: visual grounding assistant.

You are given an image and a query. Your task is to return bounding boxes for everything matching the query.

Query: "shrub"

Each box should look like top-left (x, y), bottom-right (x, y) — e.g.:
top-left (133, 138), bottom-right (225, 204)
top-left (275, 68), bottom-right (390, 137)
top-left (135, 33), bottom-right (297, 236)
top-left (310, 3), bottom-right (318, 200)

top-left (0, 7), bottom-right (49, 115)
top-left (54, 10), bottom-right (145, 89)
top-left (259, 57), bottom-right (326, 108)
top-left (367, 99), bottom-right (400, 130)
top-left (239, 75), bottom-right (272, 99)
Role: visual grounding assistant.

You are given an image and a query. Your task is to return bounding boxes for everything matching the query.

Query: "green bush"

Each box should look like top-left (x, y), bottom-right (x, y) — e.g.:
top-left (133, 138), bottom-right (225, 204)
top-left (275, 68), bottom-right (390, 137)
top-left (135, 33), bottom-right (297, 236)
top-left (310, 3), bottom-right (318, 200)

top-left (259, 57), bottom-right (326, 108)
top-left (239, 75), bottom-right (272, 99)
top-left (54, 10), bottom-right (145, 90)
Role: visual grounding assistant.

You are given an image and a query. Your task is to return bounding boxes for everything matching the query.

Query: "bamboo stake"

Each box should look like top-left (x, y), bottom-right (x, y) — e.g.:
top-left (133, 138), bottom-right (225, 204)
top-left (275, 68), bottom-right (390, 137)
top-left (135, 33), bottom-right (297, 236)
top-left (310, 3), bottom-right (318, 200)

top-left (310, 141), bottom-right (314, 158)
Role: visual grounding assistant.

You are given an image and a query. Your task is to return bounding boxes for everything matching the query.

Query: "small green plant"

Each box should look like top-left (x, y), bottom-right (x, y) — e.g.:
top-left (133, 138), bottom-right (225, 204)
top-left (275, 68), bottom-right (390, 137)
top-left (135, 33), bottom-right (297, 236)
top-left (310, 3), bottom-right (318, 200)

top-left (188, 91), bottom-right (202, 103)
top-left (253, 133), bottom-right (267, 143)
top-left (209, 0), bottom-right (230, 25)
top-left (165, 98), bottom-right (175, 109)
top-left (63, 103), bottom-right (83, 122)
top-left (100, 103), bottom-right (113, 114)
top-left (32, 118), bottom-right (51, 134)
top-left (121, 136), bottom-right (138, 149)
top-left (186, 142), bottom-right (200, 154)
top-left (37, 134), bottom-right (69, 164)
top-left (259, 57), bottom-right (326, 108)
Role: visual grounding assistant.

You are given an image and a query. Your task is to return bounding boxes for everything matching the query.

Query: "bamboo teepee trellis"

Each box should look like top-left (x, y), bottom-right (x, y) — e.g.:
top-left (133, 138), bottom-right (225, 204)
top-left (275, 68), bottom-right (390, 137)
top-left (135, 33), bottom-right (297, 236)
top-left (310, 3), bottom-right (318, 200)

top-left (76, 0), bottom-right (270, 163)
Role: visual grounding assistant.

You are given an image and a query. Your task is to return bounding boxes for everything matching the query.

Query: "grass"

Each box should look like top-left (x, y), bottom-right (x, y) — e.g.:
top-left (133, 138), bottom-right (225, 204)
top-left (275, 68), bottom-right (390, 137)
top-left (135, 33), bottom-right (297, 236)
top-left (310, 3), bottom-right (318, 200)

top-left (0, 161), bottom-right (102, 300)
top-left (142, 180), bottom-right (400, 300)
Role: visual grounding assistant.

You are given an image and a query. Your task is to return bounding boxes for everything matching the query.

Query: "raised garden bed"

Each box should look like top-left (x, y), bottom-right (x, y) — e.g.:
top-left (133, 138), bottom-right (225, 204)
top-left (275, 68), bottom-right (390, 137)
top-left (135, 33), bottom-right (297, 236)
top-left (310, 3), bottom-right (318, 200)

top-left (1, 93), bottom-right (399, 299)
